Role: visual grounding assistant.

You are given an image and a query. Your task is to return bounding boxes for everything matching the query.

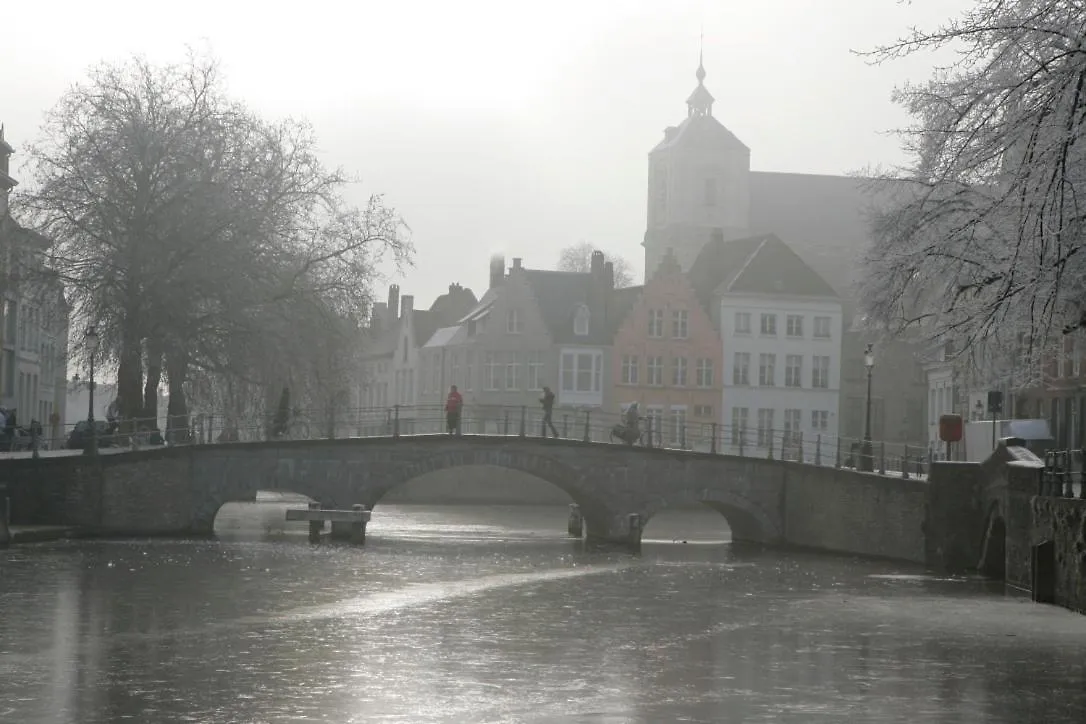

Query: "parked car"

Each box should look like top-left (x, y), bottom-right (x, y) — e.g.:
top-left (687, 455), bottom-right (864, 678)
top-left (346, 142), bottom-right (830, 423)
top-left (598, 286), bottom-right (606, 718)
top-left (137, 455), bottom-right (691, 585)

top-left (67, 420), bottom-right (117, 450)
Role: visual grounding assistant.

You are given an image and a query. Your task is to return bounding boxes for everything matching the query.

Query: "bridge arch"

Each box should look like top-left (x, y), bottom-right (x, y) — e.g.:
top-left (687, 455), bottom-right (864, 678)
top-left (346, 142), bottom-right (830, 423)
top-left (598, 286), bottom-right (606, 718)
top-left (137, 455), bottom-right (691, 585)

top-left (639, 489), bottom-right (781, 544)
top-left (367, 446), bottom-right (616, 538)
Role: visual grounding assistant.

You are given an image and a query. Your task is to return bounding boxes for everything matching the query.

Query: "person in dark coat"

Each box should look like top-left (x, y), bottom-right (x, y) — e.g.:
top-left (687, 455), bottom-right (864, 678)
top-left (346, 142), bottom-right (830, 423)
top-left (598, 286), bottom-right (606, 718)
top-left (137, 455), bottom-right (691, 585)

top-left (540, 386), bottom-right (558, 438)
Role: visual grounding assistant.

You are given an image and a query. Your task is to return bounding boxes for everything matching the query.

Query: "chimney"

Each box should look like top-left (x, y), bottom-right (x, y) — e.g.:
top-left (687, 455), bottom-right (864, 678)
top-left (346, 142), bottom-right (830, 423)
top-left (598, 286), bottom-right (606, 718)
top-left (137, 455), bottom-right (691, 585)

top-left (489, 254), bottom-right (505, 289)
top-left (400, 294), bottom-right (414, 318)
top-left (512, 257), bottom-right (522, 271)
top-left (590, 250), bottom-right (604, 276)
top-left (387, 284), bottom-right (400, 320)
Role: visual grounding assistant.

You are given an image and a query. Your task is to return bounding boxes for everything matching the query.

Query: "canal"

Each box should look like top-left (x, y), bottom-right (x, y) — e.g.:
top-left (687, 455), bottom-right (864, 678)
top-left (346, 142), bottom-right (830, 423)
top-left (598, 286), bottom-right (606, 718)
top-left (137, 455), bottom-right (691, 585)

top-left (2, 498), bottom-right (1085, 723)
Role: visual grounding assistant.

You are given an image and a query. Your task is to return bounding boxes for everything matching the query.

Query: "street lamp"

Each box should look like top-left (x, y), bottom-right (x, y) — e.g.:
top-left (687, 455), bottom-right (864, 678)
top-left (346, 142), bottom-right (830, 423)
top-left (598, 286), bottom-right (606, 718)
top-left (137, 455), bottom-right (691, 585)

top-left (83, 325), bottom-right (99, 456)
top-left (860, 343), bottom-right (875, 472)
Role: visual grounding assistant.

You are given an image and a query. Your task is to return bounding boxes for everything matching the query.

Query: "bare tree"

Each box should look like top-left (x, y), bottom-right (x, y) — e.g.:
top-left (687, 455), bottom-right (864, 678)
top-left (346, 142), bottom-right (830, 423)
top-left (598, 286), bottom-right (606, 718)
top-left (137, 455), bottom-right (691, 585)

top-left (857, 0), bottom-right (1086, 386)
top-left (556, 241), bottom-right (635, 287)
top-left (21, 52), bottom-right (411, 429)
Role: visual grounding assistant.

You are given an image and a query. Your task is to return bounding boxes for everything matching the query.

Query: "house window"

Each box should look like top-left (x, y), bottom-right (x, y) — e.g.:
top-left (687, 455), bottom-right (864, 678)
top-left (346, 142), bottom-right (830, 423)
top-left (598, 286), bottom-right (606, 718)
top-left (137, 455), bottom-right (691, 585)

top-left (621, 354), bottom-right (639, 384)
top-left (647, 356), bottom-right (663, 386)
top-left (704, 177), bottom-right (717, 207)
top-left (507, 309), bottom-right (521, 334)
top-left (450, 353), bottom-right (460, 389)
top-left (785, 355), bottom-right (802, 387)
top-left (672, 357), bottom-right (688, 386)
top-left (648, 309), bottom-right (664, 338)
top-left (786, 315), bottom-right (803, 337)
top-left (670, 407), bottom-right (688, 446)
top-left (811, 410), bottom-right (829, 431)
top-left (695, 358), bottom-right (714, 387)
top-left (812, 356), bottom-right (830, 388)
top-left (573, 305), bottom-right (590, 336)
top-left (527, 352), bottom-right (543, 391)
top-left (731, 407), bottom-right (748, 445)
top-left (672, 310), bottom-right (688, 339)
top-left (484, 352), bottom-right (501, 391)
top-left (757, 408), bottom-right (775, 447)
top-left (464, 350), bottom-right (474, 391)
top-left (733, 353), bottom-right (750, 385)
top-left (813, 316), bottom-right (831, 338)
top-left (694, 404), bottom-right (713, 418)
top-left (784, 408), bottom-right (802, 444)
top-left (560, 351), bottom-right (603, 393)
top-left (759, 353), bottom-right (776, 386)
top-left (735, 312), bottom-right (751, 334)
top-left (505, 353), bottom-right (520, 391)
top-left (760, 314), bottom-right (777, 335)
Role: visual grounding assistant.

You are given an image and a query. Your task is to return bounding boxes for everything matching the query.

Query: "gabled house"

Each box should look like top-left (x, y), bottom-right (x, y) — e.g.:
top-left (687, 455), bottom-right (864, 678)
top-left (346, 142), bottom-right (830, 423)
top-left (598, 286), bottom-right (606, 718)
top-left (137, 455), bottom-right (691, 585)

top-left (609, 248), bottom-right (723, 449)
top-left (419, 252), bottom-right (619, 434)
top-left (690, 233), bottom-right (843, 458)
top-left (359, 283), bottom-right (476, 433)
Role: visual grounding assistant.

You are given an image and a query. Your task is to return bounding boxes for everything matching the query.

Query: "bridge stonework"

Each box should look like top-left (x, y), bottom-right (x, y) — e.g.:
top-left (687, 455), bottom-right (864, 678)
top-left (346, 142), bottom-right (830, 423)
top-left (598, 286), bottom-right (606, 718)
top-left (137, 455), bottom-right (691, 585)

top-left (2, 435), bottom-right (940, 558)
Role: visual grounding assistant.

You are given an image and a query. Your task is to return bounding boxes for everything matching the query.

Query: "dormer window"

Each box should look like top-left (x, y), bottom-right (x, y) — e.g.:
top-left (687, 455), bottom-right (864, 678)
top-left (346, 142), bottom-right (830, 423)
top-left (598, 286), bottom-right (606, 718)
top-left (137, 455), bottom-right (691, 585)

top-left (573, 305), bottom-right (590, 336)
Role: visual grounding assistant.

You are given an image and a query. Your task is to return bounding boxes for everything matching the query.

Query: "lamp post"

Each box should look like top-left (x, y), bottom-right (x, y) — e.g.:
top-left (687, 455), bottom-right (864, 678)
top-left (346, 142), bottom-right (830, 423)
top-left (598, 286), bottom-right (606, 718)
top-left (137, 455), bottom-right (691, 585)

top-left (83, 325), bottom-right (100, 456)
top-left (861, 343), bottom-right (875, 472)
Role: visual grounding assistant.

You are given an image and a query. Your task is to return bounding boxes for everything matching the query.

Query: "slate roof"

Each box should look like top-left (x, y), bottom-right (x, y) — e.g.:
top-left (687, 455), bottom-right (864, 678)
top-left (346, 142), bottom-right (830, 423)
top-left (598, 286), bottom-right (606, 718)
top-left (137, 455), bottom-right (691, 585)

top-left (522, 269), bottom-right (614, 345)
top-left (362, 285), bottom-right (478, 360)
top-left (749, 171), bottom-right (893, 298)
top-left (689, 233), bottom-right (838, 303)
top-left (607, 285), bottom-right (643, 338)
top-left (650, 113), bottom-right (749, 155)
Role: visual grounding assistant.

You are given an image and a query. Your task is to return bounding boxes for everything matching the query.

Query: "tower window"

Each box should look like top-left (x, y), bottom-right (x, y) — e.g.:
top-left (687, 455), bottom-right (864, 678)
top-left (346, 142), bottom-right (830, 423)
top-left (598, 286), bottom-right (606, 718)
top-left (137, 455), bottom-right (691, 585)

top-left (704, 178), bottom-right (717, 207)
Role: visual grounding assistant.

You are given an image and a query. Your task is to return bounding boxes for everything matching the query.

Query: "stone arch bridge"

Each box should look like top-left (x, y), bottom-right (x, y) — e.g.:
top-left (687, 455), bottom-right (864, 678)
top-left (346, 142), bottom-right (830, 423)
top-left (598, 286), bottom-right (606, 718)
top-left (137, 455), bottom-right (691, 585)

top-left (3, 435), bottom-right (938, 554)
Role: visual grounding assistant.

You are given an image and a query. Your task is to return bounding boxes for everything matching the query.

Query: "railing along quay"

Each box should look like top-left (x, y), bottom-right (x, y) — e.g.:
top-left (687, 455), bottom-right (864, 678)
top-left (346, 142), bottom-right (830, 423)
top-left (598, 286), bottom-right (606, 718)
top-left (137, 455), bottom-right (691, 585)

top-left (1041, 450), bottom-right (1086, 499)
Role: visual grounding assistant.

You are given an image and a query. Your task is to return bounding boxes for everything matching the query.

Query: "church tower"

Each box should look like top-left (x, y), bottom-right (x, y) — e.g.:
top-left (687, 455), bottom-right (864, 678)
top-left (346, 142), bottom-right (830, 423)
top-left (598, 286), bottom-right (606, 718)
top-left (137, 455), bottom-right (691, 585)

top-left (643, 53), bottom-right (751, 277)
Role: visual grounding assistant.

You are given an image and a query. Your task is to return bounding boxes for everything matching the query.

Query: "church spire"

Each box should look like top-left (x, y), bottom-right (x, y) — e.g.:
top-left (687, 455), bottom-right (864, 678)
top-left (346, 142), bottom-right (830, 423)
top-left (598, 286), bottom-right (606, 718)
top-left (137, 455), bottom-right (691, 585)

top-left (686, 39), bottom-right (714, 117)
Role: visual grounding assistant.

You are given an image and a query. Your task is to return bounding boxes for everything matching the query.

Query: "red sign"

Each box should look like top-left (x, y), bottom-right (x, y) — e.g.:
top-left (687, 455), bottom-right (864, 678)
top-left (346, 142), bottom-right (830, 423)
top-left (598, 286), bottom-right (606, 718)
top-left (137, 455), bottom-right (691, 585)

top-left (939, 414), bottom-right (964, 443)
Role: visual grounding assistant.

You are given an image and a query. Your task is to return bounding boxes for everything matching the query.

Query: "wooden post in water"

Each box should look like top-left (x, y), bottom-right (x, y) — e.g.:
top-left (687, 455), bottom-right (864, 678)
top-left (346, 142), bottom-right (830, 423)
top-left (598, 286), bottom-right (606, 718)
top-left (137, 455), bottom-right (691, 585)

top-left (567, 504), bottom-right (583, 538)
top-left (0, 486), bottom-right (10, 547)
top-left (351, 504), bottom-right (367, 544)
top-left (627, 513), bottom-right (642, 550)
top-left (307, 501), bottom-right (322, 543)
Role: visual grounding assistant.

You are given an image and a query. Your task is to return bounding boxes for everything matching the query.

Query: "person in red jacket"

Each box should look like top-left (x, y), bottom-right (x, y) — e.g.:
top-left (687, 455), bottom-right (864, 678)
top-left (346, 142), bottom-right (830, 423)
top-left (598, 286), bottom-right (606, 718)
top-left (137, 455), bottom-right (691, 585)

top-left (445, 385), bottom-right (463, 435)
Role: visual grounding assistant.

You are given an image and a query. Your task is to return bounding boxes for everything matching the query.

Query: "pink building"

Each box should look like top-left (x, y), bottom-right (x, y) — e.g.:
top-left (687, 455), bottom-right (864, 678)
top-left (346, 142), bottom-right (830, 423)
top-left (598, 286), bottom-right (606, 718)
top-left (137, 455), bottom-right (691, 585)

top-left (610, 250), bottom-right (724, 448)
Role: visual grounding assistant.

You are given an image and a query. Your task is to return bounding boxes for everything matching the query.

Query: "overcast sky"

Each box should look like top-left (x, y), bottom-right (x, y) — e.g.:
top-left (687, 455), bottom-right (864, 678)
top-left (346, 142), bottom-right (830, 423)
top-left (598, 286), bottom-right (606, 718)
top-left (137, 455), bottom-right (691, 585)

top-left (1, 0), bottom-right (972, 307)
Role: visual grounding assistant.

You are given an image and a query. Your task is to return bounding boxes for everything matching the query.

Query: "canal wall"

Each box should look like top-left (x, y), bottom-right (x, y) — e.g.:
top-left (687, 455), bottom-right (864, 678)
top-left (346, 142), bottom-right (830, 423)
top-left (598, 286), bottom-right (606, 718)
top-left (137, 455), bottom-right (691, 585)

top-left (782, 464), bottom-right (929, 563)
top-left (1032, 497), bottom-right (1086, 615)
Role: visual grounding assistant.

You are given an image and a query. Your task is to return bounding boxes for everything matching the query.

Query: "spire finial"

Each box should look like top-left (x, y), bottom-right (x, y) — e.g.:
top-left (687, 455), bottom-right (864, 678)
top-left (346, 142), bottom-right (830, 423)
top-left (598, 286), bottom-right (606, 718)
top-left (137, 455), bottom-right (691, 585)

top-left (696, 31), bottom-right (706, 84)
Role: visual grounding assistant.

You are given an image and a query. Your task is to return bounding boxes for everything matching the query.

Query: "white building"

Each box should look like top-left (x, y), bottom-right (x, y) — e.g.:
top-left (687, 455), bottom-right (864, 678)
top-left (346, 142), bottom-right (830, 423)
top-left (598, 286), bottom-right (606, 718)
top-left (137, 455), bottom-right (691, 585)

top-left (690, 234), bottom-right (844, 459)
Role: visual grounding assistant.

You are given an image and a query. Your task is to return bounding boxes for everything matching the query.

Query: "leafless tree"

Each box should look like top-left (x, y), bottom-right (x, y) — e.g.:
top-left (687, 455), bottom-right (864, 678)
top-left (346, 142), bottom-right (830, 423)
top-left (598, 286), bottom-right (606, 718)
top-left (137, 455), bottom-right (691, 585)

top-left (20, 52), bottom-right (411, 429)
top-left (556, 241), bottom-right (635, 287)
top-left (857, 0), bottom-right (1086, 388)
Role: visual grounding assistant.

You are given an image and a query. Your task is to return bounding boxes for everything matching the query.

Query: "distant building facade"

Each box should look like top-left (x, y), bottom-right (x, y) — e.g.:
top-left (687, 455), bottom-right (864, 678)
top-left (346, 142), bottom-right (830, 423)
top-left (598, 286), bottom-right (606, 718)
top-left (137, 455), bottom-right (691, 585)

top-left (0, 126), bottom-right (69, 444)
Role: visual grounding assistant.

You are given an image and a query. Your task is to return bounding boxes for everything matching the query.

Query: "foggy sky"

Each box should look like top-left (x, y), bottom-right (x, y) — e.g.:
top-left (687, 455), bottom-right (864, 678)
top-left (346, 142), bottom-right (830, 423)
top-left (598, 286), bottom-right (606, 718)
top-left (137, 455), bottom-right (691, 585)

top-left (1, 0), bottom-right (973, 306)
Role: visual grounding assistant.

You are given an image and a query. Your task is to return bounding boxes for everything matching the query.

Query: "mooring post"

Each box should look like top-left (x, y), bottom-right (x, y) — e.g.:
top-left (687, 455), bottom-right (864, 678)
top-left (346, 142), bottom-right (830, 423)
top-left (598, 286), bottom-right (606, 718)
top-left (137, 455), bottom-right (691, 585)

top-left (835, 436), bottom-right (842, 468)
top-left (583, 411), bottom-right (591, 442)
top-left (307, 501), bottom-right (322, 543)
top-left (519, 405), bottom-right (526, 437)
top-left (796, 431), bottom-right (804, 463)
top-left (393, 405), bottom-right (401, 438)
top-left (815, 434), bottom-right (822, 466)
top-left (0, 486), bottom-right (10, 547)
top-left (503, 409), bottom-right (509, 436)
top-left (738, 429), bottom-right (744, 457)
top-left (567, 504), bottom-right (583, 538)
top-left (767, 431), bottom-right (774, 460)
top-left (879, 441), bottom-right (886, 475)
top-left (352, 504), bottom-right (368, 545)
top-left (645, 416), bottom-right (654, 449)
top-left (710, 422), bottom-right (718, 454)
top-left (902, 444), bottom-right (910, 479)
top-left (627, 513), bottom-right (642, 550)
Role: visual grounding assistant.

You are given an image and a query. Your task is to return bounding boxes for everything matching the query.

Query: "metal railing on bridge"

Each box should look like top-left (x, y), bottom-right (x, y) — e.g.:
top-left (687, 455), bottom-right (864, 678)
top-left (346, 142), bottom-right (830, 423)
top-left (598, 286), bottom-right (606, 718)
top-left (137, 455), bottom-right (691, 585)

top-left (1, 403), bottom-right (929, 479)
top-left (1040, 450), bottom-right (1086, 499)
